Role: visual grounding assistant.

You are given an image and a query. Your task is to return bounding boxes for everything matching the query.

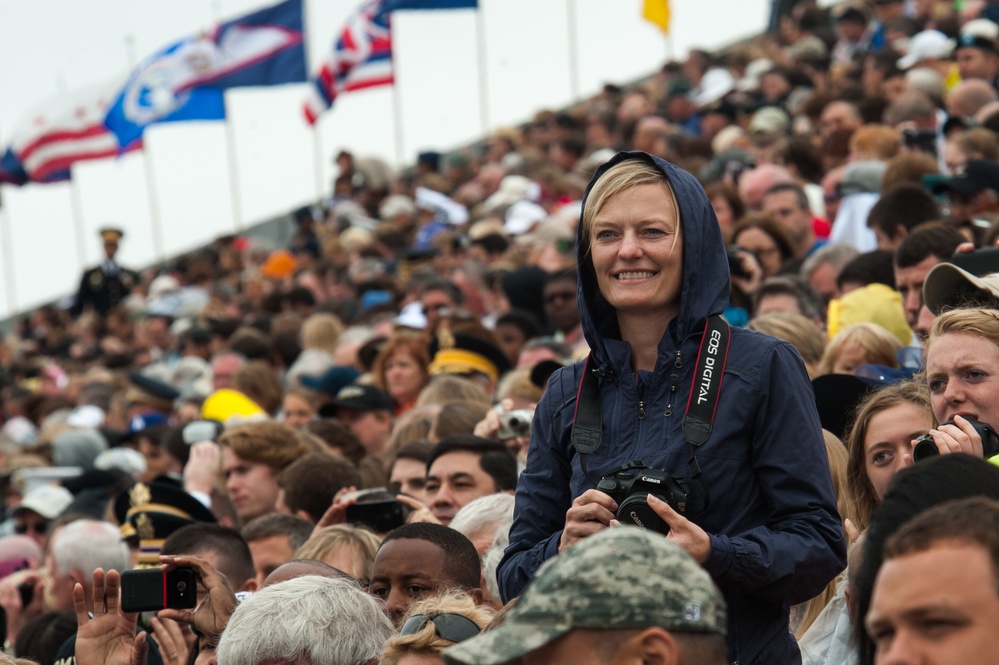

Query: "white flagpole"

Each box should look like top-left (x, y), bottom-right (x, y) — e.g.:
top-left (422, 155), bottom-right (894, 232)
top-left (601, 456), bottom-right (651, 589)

top-left (391, 70), bottom-right (406, 167)
top-left (475, 3), bottom-right (490, 136)
top-left (312, 122), bottom-right (325, 203)
top-left (68, 174), bottom-right (89, 268)
top-left (566, 0), bottom-right (580, 103)
top-left (142, 148), bottom-right (167, 263)
top-left (222, 95), bottom-right (244, 233)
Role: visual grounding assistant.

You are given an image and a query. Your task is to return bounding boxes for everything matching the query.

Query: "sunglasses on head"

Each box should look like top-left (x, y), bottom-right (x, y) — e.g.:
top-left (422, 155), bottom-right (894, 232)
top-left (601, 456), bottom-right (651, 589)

top-left (399, 613), bottom-right (481, 643)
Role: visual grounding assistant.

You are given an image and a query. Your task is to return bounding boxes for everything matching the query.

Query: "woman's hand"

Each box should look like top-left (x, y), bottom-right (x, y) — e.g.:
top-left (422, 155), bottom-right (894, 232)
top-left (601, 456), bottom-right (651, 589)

top-left (558, 490), bottom-right (618, 553)
top-left (473, 400), bottom-right (509, 441)
top-left (730, 248), bottom-right (764, 296)
top-left (157, 555), bottom-right (236, 643)
top-left (0, 569), bottom-right (42, 644)
top-left (918, 414), bottom-right (984, 458)
top-left (74, 568), bottom-right (148, 665)
top-left (310, 486), bottom-right (357, 537)
top-left (645, 495), bottom-right (712, 565)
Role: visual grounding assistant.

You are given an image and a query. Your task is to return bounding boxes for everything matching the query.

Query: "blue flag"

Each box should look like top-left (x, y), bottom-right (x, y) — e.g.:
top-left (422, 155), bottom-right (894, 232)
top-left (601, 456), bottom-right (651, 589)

top-left (104, 0), bottom-right (306, 151)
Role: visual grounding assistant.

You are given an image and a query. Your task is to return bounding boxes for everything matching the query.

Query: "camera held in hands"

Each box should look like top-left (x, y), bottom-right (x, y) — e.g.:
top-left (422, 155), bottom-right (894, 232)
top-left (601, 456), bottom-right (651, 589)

top-left (912, 416), bottom-right (999, 462)
top-left (497, 409), bottom-right (533, 440)
top-left (596, 461), bottom-right (690, 535)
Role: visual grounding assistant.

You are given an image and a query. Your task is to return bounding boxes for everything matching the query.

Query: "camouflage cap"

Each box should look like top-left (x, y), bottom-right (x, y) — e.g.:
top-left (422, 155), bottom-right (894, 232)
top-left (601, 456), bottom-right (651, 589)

top-left (443, 526), bottom-right (726, 665)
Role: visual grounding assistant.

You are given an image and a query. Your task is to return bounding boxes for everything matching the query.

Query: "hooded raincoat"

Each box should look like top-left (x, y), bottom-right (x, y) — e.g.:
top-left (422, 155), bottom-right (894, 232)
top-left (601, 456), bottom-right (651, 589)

top-left (497, 152), bottom-right (846, 665)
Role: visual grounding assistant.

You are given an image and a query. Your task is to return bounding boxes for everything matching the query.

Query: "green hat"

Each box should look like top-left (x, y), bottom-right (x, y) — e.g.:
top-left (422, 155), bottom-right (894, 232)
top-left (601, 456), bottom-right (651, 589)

top-left (443, 527), bottom-right (726, 665)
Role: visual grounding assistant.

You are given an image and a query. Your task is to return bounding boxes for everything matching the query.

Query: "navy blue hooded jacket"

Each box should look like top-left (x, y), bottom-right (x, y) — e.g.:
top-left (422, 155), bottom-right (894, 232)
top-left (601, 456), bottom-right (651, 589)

top-left (497, 152), bottom-right (846, 665)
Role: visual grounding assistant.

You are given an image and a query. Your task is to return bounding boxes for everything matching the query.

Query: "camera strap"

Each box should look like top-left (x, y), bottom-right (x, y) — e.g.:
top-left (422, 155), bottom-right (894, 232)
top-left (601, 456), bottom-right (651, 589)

top-left (571, 315), bottom-right (730, 494)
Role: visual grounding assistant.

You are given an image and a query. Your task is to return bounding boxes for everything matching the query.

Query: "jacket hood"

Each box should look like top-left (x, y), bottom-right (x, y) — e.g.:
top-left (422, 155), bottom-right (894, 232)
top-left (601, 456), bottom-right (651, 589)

top-left (576, 151), bottom-right (730, 367)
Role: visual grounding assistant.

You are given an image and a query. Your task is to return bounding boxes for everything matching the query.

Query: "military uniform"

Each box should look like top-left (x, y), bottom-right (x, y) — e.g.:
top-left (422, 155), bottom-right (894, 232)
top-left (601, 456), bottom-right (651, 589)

top-left (70, 227), bottom-right (138, 317)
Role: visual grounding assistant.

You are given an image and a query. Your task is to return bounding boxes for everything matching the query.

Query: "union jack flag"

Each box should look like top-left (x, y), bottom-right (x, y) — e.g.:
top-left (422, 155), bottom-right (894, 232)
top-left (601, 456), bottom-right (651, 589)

top-left (303, 0), bottom-right (476, 124)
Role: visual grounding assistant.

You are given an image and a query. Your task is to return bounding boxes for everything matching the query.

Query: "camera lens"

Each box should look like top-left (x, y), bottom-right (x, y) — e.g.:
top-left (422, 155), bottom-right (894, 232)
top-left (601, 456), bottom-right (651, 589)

top-left (176, 581), bottom-right (187, 594)
top-left (912, 434), bottom-right (939, 462)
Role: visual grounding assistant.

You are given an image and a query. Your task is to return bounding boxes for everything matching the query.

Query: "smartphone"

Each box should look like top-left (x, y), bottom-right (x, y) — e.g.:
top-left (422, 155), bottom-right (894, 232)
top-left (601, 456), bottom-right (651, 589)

top-left (120, 567), bottom-right (198, 613)
top-left (182, 420), bottom-right (223, 445)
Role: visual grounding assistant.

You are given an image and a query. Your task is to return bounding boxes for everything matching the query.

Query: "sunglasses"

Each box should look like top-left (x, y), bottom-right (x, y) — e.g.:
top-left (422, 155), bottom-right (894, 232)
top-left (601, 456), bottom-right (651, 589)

top-left (14, 521), bottom-right (48, 536)
top-left (399, 613), bottom-right (481, 643)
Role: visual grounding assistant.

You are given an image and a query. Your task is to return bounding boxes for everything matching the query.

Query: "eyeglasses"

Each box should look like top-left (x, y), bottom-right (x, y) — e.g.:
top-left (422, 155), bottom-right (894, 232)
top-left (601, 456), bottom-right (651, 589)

top-left (14, 521), bottom-right (48, 536)
top-left (399, 613), bottom-right (481, 643)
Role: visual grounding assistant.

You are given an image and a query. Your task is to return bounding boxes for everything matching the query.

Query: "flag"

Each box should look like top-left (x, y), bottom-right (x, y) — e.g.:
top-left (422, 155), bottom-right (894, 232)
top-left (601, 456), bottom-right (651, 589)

top-left (0, 149), bottom-right (28, 186)
top-left (303, 0), bottom-right (477, 124)
top-left (0, 77), bottom-right (127, 185)
top-left (643, 0), bottom-right (671, 34)
top-left (104, 0), bottom-right (307, 151)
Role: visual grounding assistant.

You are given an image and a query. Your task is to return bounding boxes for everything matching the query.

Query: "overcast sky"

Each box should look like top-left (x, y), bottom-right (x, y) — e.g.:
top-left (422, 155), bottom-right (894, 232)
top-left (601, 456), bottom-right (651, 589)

top-left (0, 0), bottom-right (774, 318)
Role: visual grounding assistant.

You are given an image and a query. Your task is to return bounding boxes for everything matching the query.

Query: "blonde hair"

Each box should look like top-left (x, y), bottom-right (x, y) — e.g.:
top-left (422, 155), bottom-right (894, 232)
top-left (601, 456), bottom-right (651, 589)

top-left (416, 375), bottom-right (490, 408)
top-left (579, 157), bottom-right (679, 250)
top-left (380, 590), bottom-right (496, 665)
top-left (924, 307), bottom-right (999, 366)
top-left (844, 381), bottom-right (932, 532)
top-left (818, 323), bottom-right (901, 376)
top-left (295, 524), bottom-right (381, 583)
top-left (495, 368), bottom-right (544, 404)
top-left (748, 312), bottom-right (825, 374)
top-left (795, 429), bottom-right (851, 638)
top-left (301, 313), bottom-right (345, 356)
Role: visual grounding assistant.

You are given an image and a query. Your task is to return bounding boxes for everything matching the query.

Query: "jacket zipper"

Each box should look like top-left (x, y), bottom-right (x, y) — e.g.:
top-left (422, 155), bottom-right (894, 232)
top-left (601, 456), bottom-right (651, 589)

top-left (665, 350), bottom-right (682, 416)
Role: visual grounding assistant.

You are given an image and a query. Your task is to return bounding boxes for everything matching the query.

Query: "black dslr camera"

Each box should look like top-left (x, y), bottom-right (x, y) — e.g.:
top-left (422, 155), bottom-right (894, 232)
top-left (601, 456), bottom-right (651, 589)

top-left (596, 462), bottom-right (690, 535)
top-left (912, 417), bottom-right (999, 462)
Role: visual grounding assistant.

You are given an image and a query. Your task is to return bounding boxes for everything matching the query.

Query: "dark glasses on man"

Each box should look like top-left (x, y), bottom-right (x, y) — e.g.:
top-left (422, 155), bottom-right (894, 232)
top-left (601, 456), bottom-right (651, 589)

top-left (399, 613), bottom-right (481, 643)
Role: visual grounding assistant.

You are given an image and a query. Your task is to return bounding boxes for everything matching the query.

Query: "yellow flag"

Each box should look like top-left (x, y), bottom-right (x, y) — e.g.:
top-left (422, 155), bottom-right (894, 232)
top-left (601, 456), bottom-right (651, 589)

top-left (643, 0), bottom-right (670, 33)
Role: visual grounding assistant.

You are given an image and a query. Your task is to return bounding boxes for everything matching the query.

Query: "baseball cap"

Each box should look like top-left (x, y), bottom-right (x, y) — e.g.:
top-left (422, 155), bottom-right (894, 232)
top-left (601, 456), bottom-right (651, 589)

top-left (12, 485), bottom-right (74, 520)
top-left (748, 106), bottom-right (790, 135)
top-left (329, 384), bottom-right (395, 413)
top-left (443, 527), bottom-right (726, 665)
top-left (301, 365), bottom-right (362, 398)
top-left (923, 262), bottom-right (999, 315)
top-left (897, 30), bottom-right (955, 70)
top-left (930, 160), bottom-right (999, 196)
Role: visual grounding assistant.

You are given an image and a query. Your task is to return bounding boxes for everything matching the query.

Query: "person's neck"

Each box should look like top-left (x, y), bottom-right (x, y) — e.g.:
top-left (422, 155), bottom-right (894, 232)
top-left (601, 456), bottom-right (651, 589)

top-left (618, 311), bottom-right (673, 372)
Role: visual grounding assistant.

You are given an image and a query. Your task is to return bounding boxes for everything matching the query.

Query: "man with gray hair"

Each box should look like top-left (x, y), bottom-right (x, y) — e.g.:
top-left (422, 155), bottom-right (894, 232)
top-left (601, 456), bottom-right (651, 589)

top-left (217, 575), bottom-right (394, 665)
top-left (48, 519), bottom-right (130, 614)
top-left (444, 527), bottom-right (727, 665)
top-left (801, 243), bottom-right (860, 305)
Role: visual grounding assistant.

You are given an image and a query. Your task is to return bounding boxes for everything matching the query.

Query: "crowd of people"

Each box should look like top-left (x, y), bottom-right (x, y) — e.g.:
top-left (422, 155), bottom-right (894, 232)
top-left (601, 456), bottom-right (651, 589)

top-left (4, 0), bottom-right (999, 663)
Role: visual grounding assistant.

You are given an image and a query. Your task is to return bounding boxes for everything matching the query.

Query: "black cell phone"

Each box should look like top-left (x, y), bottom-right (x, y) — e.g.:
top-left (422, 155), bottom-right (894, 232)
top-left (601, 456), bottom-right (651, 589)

top-left (951, 247), bottom-right (999, 277)
top-left (120, 567), bottom-right (197, 613)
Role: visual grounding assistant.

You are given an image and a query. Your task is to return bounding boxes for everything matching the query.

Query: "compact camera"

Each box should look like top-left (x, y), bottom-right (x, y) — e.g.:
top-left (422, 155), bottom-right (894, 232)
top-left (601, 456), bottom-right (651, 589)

top-left (596, 462), bottom-right (690, 535)
top-left (912, 416), bottom-right (999, 462)
top-left (344, 488), bottom-right (410, 533)
top-left (497, 409), bottom-right (533, 440)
